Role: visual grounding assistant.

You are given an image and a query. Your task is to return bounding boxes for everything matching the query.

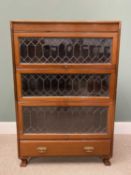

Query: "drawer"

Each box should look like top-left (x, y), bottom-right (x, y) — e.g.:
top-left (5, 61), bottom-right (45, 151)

top-left (20, 140), bottom-right (111, 157)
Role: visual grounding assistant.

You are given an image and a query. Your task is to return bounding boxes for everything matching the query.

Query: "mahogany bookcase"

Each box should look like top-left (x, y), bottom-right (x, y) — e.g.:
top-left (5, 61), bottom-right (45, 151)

top-left (11, 21), bottom-right (121, 166)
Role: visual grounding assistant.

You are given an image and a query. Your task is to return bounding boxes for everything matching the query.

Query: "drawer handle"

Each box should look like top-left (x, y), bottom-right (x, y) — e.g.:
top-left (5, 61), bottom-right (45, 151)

top-left (36, 146), bottom-right (47, 153)
top-left (83, 146), bottom-right (95, 153)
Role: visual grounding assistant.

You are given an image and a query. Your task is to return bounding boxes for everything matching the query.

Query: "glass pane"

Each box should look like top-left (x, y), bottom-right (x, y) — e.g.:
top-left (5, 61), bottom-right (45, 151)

top-left (22, 74), bottom-right (110, 96)
top-left (20, 38), bottom-right (112, 63)
top-left (23, 106), bottom-right (108, 134)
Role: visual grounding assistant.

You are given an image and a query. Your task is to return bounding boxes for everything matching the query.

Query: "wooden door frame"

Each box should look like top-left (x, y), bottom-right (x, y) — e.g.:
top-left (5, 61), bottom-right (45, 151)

top-left (13, 32), bottom-right (118, 68)
top-left (15, 68), bottom-right (116, 102)
top-left (17, 101), bottom-right (114, 140)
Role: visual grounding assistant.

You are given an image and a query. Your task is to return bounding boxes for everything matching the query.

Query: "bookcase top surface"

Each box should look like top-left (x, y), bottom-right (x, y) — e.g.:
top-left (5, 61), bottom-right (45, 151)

top-left (11, 20), bottom-right (121, 33)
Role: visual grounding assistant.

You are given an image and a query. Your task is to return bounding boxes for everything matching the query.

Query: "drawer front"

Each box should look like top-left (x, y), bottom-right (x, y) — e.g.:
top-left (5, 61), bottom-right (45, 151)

top-left (20, 140), bottom-right (111, 157)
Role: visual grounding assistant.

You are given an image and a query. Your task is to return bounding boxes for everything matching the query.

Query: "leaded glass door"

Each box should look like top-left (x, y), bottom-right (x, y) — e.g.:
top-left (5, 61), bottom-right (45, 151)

top-left (18, 102), bottom-right (113, 140)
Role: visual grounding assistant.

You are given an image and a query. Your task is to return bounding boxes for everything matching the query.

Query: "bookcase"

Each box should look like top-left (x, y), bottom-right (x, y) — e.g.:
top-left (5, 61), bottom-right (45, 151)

top-left (11, 21), bottom-right (121, 166)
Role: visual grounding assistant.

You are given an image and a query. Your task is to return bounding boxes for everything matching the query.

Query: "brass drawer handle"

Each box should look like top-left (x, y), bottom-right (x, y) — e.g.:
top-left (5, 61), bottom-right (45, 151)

top-left (83, 146), bottom-right (95, 153)
top-left (36, 146), bottom-right (47, 153)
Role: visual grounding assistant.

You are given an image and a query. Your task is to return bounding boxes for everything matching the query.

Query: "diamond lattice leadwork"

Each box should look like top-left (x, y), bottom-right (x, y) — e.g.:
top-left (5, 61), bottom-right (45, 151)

top-left (20, 38), bottom-right (112, 63)
top-left (23, 106), bottom-right (108, 133)
top-left (22, 74), bottom-right (109, 96)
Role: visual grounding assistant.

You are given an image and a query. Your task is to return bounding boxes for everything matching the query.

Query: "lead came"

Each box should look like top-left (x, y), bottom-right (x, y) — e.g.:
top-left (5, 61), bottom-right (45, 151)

top-left (23, 106), bottom-right (108, 133)
top-left (20, 38), bottom-right (112, 63)
top-left (22, 74), bottom-right (110, 96)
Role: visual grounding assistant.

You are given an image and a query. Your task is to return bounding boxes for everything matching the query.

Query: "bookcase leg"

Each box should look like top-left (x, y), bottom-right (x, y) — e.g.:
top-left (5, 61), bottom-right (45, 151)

top-left (20, 158), bottom-right (28, 167)
top-left (103, 158), bottom-right (111, 166)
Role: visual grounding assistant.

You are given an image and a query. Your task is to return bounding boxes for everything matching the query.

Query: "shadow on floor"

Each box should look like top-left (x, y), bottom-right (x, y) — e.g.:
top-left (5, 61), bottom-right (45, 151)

top-left (30, 157), bottom-right (102, 165)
